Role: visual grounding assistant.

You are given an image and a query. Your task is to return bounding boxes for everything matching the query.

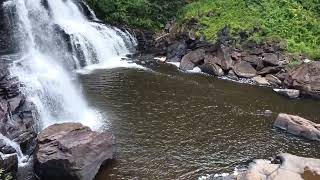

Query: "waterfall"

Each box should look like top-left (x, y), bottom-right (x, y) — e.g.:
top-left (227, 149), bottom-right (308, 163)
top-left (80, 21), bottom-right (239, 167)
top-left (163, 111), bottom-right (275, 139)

top-left (2, 0), bottom-right (138, 131)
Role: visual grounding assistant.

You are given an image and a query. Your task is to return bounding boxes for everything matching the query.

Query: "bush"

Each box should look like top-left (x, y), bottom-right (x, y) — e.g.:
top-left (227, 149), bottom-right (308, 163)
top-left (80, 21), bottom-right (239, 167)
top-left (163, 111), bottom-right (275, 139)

top-left (86, 0), bottom-right (185, 30)
top-left (180, 0), bottom-right (320, 59)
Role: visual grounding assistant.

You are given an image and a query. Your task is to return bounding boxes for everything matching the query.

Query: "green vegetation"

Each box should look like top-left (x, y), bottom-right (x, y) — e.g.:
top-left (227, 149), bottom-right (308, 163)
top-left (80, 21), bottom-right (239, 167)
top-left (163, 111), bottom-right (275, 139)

top-left (86, 0), bottom-right (320, 59)
top-left (86, 0), bottom-right (185, 30)
top-left (0, 169), bottom-right (12, 180)
top-left (181, 0), bottom-right (320, 59)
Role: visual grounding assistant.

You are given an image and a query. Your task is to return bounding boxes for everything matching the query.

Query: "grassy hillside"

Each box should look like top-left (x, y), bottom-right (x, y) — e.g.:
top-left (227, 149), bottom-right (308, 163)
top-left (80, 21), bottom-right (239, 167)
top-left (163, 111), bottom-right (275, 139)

top-left (86, 0), bottom-right (320, 59)
top-left (180, 0), bottom-right (320, 59)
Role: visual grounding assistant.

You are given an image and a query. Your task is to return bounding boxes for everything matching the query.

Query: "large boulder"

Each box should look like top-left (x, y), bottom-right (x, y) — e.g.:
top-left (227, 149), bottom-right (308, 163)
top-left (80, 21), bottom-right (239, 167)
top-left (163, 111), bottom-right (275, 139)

top-left (179, 49), bottom-right (205, 71)
top-left (236, 153), bottom-right (320, 180)
top-left (166, 41), bottom-right (187, 62)
top-left (262, 53), bottom-right (280, 66)
top-left (233, 61), bottom-right (257, 78)
top-left (199, 63), bottom-right (224, 76)
top-left (216, 45), bottom-right (233, 71)
top-left (284, 61), bottom-right (320, 98)
top-left (35, 123), bottom-right (114, 180)
top-left (274, 113), bottom-right (320, 141)
top-left (242, 54), bottom-right (264, 70)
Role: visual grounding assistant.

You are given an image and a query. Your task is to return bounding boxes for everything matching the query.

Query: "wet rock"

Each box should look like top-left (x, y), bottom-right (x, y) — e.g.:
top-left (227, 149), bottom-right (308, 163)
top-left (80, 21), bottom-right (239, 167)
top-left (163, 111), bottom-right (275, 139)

top-left (0, 153), bottom-right (18, 175)
top-left (227, 69), bottom-right (239, 80)
top-left (236, 153), bottom-right (320, 180)
top-left (253, 76), bottom-right (270, 86)
top-left (8, 94), bottom-right (25, 113)
top-left (265, 74), bottom-right (282, 86)
top-left (274, 113), bottom-right (320, 141)
top-left (11, 130), bottom-right (36, 151)
top-left (273, 89), bottom-right (300, 99)
top-left (284, 61), bottom-right (320, 98)
top-left (35, 123), bottom-right (114, 180)
top-left (199, 63), bottom-right (224, 76)
top-left (233, 61), bottom-right (257, 78)
top-left (179, 49), bottom-right (205, 71)
top-left (258, 66), bottom-right (282, 75)
top-left (216, 45), bottom-right (233, 71)
top-left (186, 49), bottom-right (206, 64)
top-left (166, 41), bottom-right (187, 62)
top-left (204, 54), bottom-right (221, 66)
top-left (263, 53), bottom-right (279, 66)
top-left (242, 54), bottom-right (264, 70)
top-left (180, 57), bottom-right (196, 71)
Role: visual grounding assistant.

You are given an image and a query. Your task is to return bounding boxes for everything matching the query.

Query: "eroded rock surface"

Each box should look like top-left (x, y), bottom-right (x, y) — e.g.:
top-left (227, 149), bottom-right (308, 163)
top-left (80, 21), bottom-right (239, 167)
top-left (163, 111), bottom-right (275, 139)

top-left (274, 113), bottom-right (320, 141)
top-left (35, 123), bottom-right (114, 180)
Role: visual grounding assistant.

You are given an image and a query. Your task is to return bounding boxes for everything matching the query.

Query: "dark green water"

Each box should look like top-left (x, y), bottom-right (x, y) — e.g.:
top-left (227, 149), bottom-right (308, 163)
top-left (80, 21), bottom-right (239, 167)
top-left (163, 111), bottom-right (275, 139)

top-left (79, 63), bottom-right (320, 180)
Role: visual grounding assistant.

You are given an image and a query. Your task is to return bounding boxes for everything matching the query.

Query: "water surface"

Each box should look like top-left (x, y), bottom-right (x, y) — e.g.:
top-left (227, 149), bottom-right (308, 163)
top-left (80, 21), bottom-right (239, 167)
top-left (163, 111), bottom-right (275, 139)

top-left (79, 63), bottom-right (320, 180)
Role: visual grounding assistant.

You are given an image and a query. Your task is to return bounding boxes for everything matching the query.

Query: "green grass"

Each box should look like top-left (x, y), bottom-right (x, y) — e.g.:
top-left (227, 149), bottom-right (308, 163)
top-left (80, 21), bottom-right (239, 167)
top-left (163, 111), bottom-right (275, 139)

top-left (180, 0), bottom-right (320, 59)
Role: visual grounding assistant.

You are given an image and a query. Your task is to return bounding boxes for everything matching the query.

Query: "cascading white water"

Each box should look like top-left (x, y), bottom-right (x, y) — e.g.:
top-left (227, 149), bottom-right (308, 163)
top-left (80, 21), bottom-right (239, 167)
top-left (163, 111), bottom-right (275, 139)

top-left (3, 0), bottom-right (139, 132)
top-left (0, 134), bottom-right (28, 166)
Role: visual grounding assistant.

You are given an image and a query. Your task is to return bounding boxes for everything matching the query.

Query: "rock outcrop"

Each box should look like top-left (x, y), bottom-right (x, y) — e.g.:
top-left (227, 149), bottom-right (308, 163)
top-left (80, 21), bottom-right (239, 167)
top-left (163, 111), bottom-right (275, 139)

top-left (0, 56), bottom-right (37, 176)
top-left (35, 123), bottom-right (114, 180)
top-left (285, 61), bottom-right (320, 99)
top-left (274, 113), bottom-right (320, 141)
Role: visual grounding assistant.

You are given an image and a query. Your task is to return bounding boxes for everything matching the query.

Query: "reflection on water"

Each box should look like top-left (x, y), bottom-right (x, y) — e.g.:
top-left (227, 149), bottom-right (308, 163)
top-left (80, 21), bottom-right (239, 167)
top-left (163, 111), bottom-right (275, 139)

top-left (79, 63), bottom-right (320, 180)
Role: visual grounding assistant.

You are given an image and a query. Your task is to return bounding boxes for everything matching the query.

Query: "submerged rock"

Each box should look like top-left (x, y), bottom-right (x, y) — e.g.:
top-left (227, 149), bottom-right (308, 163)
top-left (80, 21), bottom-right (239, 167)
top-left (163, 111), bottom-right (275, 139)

top-left (273, 89), bottom-right (300, 99)
top-left (274, 113), bottom-right (320, 141)
top-left (35, 123), bottom-right (114, 180)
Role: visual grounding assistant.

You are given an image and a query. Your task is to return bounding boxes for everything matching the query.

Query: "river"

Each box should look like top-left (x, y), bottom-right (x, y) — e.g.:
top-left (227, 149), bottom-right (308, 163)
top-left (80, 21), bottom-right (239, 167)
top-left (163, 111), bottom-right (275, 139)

top-left (79, 63), bottom-right (320, 179)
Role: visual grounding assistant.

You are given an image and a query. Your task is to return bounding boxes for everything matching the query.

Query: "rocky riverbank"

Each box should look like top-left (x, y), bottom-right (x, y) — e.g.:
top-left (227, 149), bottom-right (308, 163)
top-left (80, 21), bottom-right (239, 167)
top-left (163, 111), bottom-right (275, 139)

top-left (133, 23), bottom-right (320, 100)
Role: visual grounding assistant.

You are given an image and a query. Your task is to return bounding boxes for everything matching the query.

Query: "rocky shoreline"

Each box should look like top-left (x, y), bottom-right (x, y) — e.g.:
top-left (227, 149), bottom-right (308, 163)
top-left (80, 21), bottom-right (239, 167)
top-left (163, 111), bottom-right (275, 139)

top-left (133, 24), bottom-right (320, 100)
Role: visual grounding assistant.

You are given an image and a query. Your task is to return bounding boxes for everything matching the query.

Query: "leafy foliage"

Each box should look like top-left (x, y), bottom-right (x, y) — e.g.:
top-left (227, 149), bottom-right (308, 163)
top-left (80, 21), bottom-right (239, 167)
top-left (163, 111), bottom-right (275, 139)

top-left (181, 0), bottom-right (320, 59)
top-left (86, 0), bottom-right (185, 30)
top-left (0, 169), bottom-right (12, 180)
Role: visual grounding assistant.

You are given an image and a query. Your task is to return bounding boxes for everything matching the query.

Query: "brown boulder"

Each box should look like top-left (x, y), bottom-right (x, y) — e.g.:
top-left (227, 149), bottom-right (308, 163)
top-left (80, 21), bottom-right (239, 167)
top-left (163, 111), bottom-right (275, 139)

top-left (35, 123), bottom-right (114, 180)
top-left (237, 153), bottom-right (320, 180)
top-left (242, 54), bottom-right (264, 70)
top-left (258, 66), bottom-right (282, 75)
top-left (216, 45), bottom-right (233, 71)
top-left (284, 62), bottom-right (320, 98)
top-left (266, 74), bottom-right (282, 86)
top-left (233, 61), bottom-right (257, 78)
top-left (204, 54), bottom-right (221, 66)
top-left (263, 53), bottom-right (280, 66)
top-left (179, 49), bottom-right (205, 71)
top-left (274, 113), bottom-right (320, 141)
top-left (199, 63), bottom-right (224, 76)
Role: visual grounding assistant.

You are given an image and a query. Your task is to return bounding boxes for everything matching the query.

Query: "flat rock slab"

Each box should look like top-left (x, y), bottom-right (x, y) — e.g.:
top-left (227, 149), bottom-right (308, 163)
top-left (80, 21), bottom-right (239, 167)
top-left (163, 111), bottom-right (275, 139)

top-left (274, 113), bottom-right (320, 141)
top-left (237, 153), bottom-right (320, 180)
top-left (35, 123), bottom-right (114, 180)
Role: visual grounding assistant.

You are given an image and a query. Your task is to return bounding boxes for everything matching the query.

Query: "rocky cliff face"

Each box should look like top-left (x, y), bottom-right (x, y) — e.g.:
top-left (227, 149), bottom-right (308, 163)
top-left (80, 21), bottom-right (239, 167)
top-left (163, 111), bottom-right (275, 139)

top-left (0, 1), bottom-right (18, 55)
top-left (0, 1), bottom-right (37, 177)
